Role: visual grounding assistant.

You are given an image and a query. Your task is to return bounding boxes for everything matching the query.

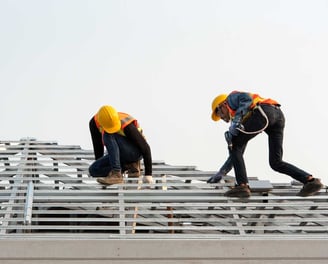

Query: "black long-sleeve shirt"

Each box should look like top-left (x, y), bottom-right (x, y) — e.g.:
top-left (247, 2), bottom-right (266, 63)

top-left (89, 117), bottom-right (152, 175)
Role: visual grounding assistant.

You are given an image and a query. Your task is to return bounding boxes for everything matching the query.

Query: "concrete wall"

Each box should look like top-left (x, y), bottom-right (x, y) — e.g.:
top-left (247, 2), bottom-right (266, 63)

top-left (0, 239), bottom-right (327, 263)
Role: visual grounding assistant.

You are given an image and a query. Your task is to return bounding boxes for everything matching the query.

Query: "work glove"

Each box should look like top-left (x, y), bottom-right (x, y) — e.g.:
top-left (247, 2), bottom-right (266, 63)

top-left (207, 171), bottom-right (225, 183)
top-left (143, 175), bottom-right (153, 184)
top-left (142, 175), bottom-right (154, 190)
top-left (228, 122), bottom-right (244, 136)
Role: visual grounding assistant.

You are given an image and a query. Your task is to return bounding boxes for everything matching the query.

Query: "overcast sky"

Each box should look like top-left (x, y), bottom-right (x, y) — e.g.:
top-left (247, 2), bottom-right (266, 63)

top-left (1, 0), bottom-right (327, 184)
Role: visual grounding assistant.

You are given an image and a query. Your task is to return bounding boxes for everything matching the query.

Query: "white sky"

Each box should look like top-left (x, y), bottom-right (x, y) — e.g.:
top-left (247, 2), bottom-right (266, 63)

top-left (1, 0), bottom-right (328, 184)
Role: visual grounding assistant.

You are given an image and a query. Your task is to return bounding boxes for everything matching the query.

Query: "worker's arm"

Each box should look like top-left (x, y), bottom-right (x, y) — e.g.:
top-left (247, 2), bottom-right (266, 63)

top-left (219, 156), bottom-right (233, 175)
top-left (207, 156), bottom-right (233, 183)
top-left (89, 117), bottom-right (104, 160)
top-left (227, 92), bottom-right (253, 123)
top-left (123, 123), bottom-right (152, 176)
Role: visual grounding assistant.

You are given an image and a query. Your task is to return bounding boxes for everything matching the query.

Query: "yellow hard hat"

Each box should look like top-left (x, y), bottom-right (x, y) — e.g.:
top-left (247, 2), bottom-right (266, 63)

top-left (96, 105), bottom-right (121, 133)
top-left (211, 94), bottom-right (227, 121)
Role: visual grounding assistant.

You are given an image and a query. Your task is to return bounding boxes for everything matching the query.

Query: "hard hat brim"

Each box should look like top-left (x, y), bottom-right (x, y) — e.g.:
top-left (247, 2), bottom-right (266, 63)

top-left (211, 111), bottom-right (221, 121)
top-left (102, 121), bottom-right (121, 134)
top-left (211, 94), bottom-right (227, 122)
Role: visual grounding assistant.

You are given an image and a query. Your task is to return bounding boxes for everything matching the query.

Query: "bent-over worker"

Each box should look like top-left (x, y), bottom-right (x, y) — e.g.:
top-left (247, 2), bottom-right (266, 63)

top-left (209, 91), bottom-right (323, 198)
top-left (89, 105), bottom-right (153, 185)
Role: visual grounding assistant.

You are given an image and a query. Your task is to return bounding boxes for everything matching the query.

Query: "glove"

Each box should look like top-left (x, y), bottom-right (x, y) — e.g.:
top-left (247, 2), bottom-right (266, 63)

top-left (142, 175), bottom-right (154, 190)
top-left (207, 171), bottom-right (225, 183)
top-left (229, 122), bottom-right (239, 136)
top-left (143, 175), bottom-right (153, 184)
top-left (229, 122), bottom-right (244, 136)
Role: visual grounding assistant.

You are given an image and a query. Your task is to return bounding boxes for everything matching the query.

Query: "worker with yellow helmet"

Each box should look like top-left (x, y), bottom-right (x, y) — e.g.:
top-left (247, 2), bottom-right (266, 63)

top-left (209, 90), bottom-right (323, 198)
top-left (89, 105), bottom-right (153, 186)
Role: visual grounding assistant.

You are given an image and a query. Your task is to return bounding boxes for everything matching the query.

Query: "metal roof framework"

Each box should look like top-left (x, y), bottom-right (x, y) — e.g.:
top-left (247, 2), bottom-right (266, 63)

top-left (0, 138), bottom-right (328, 240)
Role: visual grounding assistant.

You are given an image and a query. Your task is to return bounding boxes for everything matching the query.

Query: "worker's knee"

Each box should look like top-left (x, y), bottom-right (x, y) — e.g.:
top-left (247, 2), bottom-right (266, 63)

top-left (269, 160), bottom-right (283, 172)
top-left (88, 163), bottom-right (108, 177)
top-left (88, 164), bottom-right (96, 177)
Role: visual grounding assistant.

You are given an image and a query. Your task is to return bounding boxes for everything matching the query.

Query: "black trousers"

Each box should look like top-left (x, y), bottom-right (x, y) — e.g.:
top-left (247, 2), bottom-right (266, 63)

top-left (230, 104), bottom-right (310, 185)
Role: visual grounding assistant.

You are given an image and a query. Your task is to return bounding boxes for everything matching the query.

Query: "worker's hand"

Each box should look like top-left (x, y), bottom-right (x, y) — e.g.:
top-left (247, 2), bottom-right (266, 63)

top-left (143, 175), bottom-right (153, 184)
top-left (207, 171), bottom-right (225, 183)
top-left (229, 122), bottom-right (244, 136)
top-left (229, 122), bottom-right (239, 136)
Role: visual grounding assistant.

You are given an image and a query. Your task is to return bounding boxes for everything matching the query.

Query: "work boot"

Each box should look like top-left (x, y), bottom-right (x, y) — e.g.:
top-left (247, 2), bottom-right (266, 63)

top-left (297, 178), bottom-right (323, 197)
top-left (124, 161), bottom-right (141, 177)
top-left (224, 185), bottom-right (251, 198)
top-left (97, 170), bottom-right (123, 185)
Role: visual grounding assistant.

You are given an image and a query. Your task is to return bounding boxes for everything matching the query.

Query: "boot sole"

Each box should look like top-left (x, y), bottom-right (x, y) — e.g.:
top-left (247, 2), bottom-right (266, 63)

top-left (225, 194), bottom-right (251, 198)
top-left (97, 179), bottom-right (123, 185)
top-left (127, 173), bottom-right (141, 177)
top-left (297, 183), bottom-right (323, 197)
top-left (297, 188), bottom-right (322, 197)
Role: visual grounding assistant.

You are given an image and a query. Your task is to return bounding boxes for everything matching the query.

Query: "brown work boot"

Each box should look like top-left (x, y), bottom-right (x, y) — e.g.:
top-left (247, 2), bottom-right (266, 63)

top-left (97, 170), bottom-right (123, 185)
top-left (124, 160), bottom-right (141, 177)
top-left (297, 178), bottom-right (323, 197)
top-left (224, 185), bottom-right (251, 198)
